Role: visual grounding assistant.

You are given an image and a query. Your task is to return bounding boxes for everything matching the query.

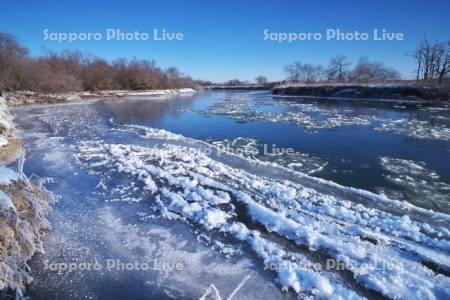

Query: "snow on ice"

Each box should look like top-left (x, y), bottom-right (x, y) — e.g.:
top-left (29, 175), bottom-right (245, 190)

top-left (73, 121), bottom-right (450, 300)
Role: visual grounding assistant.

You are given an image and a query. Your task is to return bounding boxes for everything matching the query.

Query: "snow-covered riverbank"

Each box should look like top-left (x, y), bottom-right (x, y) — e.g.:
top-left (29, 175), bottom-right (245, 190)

top-left (0, 97), bottom-right (55, 297)
top-left (5, 88), bottom-right (197, 106)
top-left (272, 83), bottom-right (449, 102)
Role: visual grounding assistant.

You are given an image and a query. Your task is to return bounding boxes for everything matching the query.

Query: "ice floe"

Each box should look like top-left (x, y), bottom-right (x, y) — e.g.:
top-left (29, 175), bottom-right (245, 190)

top-left (378, 156), bottom-right (450, 213)
top-left (207, 137), bottom-right (328, 175)
top-left (374, 118), bottom-right (450, 141)
top-left (73, 123), bottom-right (450, 299)
top-left (205, 93), bottom-right (372, 130)
top-left (204, 92), bottom-right (450, 141)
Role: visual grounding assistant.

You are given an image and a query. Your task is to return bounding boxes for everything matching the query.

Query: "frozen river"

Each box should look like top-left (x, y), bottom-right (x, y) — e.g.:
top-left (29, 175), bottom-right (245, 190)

top-left (11, 91), bottom-right (450, 299)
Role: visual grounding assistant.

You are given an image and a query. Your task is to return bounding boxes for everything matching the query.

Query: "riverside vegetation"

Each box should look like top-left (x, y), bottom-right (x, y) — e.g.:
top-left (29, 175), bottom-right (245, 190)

top-left (0, 96), bottom-right (55, 297)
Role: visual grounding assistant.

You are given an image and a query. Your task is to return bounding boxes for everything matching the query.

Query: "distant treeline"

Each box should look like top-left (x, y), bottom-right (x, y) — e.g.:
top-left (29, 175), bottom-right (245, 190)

top-left (0, 32), bottom-right (196, 94)
top-left (283, 56), bottom-right (401, 83)
top-left (212, 37), bottom-right (449, 87)
top-left (2, 31), bottom-right (449, 93)
top-left (202, 56), bottom-right (404, 87)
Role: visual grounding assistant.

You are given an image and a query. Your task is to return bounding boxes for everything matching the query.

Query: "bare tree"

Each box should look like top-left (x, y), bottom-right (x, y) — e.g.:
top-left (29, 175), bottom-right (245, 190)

top-left (351, 57), bottom-right (400, 82)
top-left (255, 75), bottom-right (268, 85)
top-left (109, 58), bottom-right (194, 90)
top-left (0, 31), bottom-right (196, 93)
top-left (82, 58), bottom-right (116, 91)
top-left (24, 49), bottom-right (85, 93)
top-left (224, 79), bottom-right (244, 86)
top-left (165, 67), bottom-right (195, 88)
top-left (284, 62), bottom-right (303, 81)
top-left (326, 55), bottom-right (351, 82)
top-left (302, 63), bottom-right (323, 82)
top-left (411, 47), bottom-right (424, 81)
top-left (411, 36), bottom-right (450, 83)
top-left (284, 62), bottom-right (323, 82)
top-left (0, 33), bottom-right (28, 92)
top-left (435, 41), bottom-right (450, 84)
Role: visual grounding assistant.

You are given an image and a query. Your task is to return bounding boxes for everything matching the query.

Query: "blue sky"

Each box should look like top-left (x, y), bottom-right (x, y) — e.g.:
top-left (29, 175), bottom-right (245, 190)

top-left (2, 0), bottom-right (450, 82)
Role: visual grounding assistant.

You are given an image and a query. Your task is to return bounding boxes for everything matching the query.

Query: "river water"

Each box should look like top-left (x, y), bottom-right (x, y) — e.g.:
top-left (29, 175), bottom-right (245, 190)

top-left (11, 91), bottom-right (450, 299)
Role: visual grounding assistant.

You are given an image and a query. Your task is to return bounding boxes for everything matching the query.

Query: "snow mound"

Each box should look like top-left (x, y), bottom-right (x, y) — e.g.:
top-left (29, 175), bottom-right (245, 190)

top-left (114, 88), bottom-right (196, 97)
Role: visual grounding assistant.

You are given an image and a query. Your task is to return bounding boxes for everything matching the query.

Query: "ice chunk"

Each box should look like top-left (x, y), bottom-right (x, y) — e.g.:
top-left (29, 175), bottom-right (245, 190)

top-left (0, 190), bottom-right (16, 212)
top-left (0, 136), bottom-right (8, 147)
top-left (0, 166), bottom-right (20, 185)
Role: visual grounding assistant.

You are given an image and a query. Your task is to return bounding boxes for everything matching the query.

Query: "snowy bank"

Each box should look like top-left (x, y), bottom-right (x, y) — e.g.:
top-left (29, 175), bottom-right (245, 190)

top-left (0, 96), bottom-right (55, 297)
top-left (272, 83), bottom-right (450, 102)
top-left (204, 85), bottom-right (270, 91)
top-left (5, 88), bottom-right (197, 106)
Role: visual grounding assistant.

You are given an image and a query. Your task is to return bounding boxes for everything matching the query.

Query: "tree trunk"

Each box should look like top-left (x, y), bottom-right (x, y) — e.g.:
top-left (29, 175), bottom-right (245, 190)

top-left (416, 60), bottom-right (421, 81)
top-left (438, 72), bottom-right (444, 84)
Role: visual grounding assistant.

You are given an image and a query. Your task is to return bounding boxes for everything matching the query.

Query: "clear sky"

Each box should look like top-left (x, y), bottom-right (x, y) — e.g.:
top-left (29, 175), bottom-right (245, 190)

top-left (2, 0), bottom-right (450, 82)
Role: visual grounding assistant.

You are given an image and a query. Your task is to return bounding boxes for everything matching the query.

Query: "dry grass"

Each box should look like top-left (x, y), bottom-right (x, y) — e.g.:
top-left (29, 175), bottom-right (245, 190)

top-left (0, 178), bottom-right (55, 295)
top-left (0, 139), bottom-right (23, 165)
top-left (0, 96), bottom-right (55, 297)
